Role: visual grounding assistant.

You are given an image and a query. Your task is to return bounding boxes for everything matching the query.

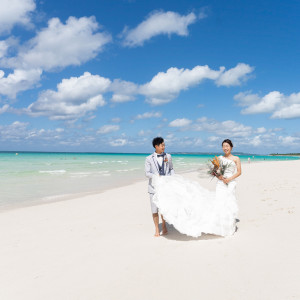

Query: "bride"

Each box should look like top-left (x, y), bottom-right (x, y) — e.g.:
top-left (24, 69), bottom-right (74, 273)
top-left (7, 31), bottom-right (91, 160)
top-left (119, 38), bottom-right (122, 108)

top-left (152, 139), bottom-right (242, 237)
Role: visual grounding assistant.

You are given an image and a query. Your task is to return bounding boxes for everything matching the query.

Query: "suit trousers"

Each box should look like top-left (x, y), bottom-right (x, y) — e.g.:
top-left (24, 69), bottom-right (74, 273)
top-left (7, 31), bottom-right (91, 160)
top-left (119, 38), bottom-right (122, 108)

top-left (149, 193), bottom-right (158, 214)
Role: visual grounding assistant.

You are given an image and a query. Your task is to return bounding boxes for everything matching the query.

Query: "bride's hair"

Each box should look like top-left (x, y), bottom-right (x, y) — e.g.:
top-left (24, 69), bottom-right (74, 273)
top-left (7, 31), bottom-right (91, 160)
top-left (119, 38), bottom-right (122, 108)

top-left (222, 139), bottom-right (233, 148)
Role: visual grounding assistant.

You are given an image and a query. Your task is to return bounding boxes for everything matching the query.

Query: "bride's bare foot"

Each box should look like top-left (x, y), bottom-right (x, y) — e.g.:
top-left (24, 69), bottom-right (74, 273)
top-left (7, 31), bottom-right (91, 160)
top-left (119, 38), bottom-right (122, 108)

top-left (154, 231), bottom-right (160, 237)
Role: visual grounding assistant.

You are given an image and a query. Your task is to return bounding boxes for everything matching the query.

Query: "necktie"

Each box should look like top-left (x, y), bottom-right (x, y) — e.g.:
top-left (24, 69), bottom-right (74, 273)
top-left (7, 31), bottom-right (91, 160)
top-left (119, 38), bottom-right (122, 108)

top-left (157, 153), bottom-right (165, 175)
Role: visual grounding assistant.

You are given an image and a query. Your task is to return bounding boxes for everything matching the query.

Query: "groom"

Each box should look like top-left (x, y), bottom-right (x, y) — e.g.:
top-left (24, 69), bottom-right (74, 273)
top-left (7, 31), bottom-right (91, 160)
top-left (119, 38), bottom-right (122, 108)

top-left (145, 137), bottom-right (175, 237)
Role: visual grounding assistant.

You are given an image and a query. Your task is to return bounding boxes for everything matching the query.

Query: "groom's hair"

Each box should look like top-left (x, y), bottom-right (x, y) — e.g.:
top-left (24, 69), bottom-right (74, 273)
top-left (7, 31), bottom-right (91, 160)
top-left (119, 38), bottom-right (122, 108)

top-left (152, 137), bottom-right (164, 148)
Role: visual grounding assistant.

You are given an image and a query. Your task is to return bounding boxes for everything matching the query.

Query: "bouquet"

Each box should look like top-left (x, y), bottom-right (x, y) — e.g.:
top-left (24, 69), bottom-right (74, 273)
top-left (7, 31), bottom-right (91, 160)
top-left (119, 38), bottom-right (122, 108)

top-left (207, 156), bottom-right (232, 180)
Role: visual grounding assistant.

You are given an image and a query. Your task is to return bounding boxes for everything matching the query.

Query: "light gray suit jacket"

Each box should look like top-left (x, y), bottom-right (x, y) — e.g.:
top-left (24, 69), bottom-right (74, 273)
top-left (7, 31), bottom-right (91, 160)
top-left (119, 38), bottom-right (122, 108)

top-left (145, 152), bottom-right (175, 194)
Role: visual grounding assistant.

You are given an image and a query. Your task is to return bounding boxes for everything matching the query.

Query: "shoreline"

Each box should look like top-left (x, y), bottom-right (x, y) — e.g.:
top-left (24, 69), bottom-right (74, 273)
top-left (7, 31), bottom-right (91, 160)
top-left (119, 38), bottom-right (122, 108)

top-left (0, 166), bottom-right (202, 212)
top-left (0, 158), bottom-right (296, 212)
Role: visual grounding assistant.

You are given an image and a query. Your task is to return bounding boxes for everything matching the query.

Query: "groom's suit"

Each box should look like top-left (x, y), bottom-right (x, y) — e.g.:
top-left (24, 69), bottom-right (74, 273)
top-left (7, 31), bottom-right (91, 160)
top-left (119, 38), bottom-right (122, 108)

top-left (145, 152), bottom-right (175, 213)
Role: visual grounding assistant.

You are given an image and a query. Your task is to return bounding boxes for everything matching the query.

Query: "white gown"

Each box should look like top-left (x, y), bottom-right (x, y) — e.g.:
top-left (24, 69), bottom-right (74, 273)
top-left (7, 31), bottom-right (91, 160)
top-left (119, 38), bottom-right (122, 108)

top-left (152, 156), bottom-right (238, 237)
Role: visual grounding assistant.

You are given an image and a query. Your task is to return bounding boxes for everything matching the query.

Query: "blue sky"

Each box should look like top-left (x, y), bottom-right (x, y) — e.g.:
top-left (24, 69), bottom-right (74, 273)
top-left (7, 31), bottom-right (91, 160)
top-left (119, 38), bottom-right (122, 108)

top-left (0, 0), bottom-right (300, 153)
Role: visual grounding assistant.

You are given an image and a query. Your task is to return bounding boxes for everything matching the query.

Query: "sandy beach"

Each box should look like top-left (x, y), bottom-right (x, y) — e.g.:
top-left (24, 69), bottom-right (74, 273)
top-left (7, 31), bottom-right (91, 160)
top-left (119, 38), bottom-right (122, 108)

top-left (0, 160), bottom-right (299, 300)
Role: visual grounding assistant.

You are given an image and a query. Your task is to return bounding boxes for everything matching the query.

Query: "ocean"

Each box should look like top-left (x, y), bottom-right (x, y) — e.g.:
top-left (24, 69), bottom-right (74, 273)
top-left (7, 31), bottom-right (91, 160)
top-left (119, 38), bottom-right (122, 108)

top-left (0, 152), bottom-right (298, 209)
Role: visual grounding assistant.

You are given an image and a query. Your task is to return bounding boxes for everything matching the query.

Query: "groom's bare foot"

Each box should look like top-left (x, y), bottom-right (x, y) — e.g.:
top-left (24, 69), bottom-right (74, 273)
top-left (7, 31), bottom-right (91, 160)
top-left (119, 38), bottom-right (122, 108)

top-left (162, 228), bottom-right (168, 235)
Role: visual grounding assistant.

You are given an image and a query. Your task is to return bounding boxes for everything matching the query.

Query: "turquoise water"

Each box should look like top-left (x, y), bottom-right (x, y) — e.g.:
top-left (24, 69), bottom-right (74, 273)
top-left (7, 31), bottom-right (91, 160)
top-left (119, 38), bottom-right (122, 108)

top-left (0, 152), bottom-right (298, 209)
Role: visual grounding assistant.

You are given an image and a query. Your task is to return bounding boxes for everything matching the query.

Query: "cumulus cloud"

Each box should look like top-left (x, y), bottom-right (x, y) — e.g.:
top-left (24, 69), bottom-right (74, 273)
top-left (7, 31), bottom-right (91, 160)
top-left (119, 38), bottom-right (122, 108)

top-left (111, 117), bottom-right (121, 123)
top-left (216, 63), bottom-right (254, 87)
top-left (192, 118), bottom-right (253, 137)
top-left (165, 115), bottom-right (300, 151)
top-left (0, 68), bottom-right (42, 98)
top-left (135, 111), bottom-right (162, 120)
top-left (25, 72), bottom-right (110, 120)
top-left (2, 16), bottom-right (112, 71)
top-left (140, 63), bottom-right (254, 105)
top-left (238, 133), bottom-right (300, 149)
top-left (121, 11), bottom-right (198, 47)
top-left (208, 136), bottom-right (219, 142)
top-left (211, 120), bottom-right (252, 137)
top-left (272, 103), bottom-right (300, 119)
top-left (169, 118), bottom-right (192, 127)
top-left (109, 138), bottom-right (127, 147)
top-left (278, 135), bottom-right (300, 146)
top-left (138, 129), bottom-right (152, 136)
top-left (0, 0), bottom-right (35, 34)
top-left (0, 121), bottom-right (29, 142)
top-left (0, 37), bottom-right (19, 59)
top-left (185, 117), bottom-right (300, 150)
top-left (242, 91), bottom-right (283, 114)
top-left (235, 90), bottom-right (300, 119)
top-left (234, 91), bottom-right (260, 106)
top-left (97, 124), bottom-right (120, 134)
top-left (110, 79), bottom-right (138, 103)
top-left (140, 65), bottom-right (221, 105)
top-left (0, 121), bottom-right (70, 145)
top-left (0, 104), bottom-right (9, 114)
top-left (0, 41), bottom-right (9, 58)
top-left (248, 135), bottom-right (262, 147)
top-left (255, 127), bottom-right (267, 134)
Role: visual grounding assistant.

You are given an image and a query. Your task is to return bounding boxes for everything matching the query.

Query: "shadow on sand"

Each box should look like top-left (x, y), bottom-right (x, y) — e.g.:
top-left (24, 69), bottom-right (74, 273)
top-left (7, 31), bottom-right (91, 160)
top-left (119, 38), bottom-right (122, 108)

top-left (159, 219), bottom-right (240, 241)
top-left (159, 224), bottom-right (222, 241)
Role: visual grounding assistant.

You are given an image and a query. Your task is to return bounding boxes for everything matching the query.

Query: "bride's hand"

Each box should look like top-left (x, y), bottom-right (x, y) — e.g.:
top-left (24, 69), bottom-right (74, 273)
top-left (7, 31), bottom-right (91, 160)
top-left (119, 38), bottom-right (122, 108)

top-left (223, 177), bottom-right (230, 184)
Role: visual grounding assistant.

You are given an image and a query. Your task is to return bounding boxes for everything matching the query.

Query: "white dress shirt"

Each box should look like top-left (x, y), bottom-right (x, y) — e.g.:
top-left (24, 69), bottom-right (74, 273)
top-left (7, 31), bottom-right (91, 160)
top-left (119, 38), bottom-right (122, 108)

top-left (155, 152), bottom-right (164, 166)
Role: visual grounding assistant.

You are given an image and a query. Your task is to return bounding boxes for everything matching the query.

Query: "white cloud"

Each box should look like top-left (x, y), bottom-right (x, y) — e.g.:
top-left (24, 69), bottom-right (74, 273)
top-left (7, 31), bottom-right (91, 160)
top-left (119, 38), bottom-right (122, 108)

top-left (25, 72), bottom-right (110, 120)
top-left (169, 118), bottom-right (192, 127)
top-left (272, 104), bottom-right (300, 119)
top-left (138, 129), bottom-right (152, 136)
top-left (110, 79), bottom-right (138, 103)
top-left (184, 117), bottom-right (300, 150)
top-left (0, 121), bottom-right (70, 145)
top-left (278, 135), bottom-right (300, 146)
top-left (216, 63), bottom-right (254, 86)
top-left (109, 138), bottom-right (127, 147)
top-left (3, 16), bottom-right (112, 71)
top-left (234, 91), bottom-right (260, 106)
top-left (97, 125), bottom-right (120, 134)
top-left (235, 91), bottom-right (300, 119)
top-left (140, 65), bottom-right (221, 105)
top-left (0, 121), bottom-right (28, 141)
top-left (0, 37), bottom-right (19, 59)
top-left (135, 111), bottom-right (162, 119)
top-left (0, 41), bottom-right (9, 58)
top-left (242, 91), bottom-right (283, 114)
top-left (249, 135), bottom-right (262, 147)
top-left (140, 63), bottom-right (254, 105)
top-left (193, 118), bottom-right (253, 137)
top-left (0, 0), bottom-right (35, 34)
top-left (138, 130), bottom-right (145, 136)
top-left (121, 11), bottom-right (198, 47)
top-left (0, 104), bottom-right (9, 114)
top-left (111, 117), bottom-right (121, 123)
top-left (0, 68), bottom-right (42, 98)
top-left (256, 127), bottom-right (267, 134)
top-left (208, 136), bottom-right (219, 142)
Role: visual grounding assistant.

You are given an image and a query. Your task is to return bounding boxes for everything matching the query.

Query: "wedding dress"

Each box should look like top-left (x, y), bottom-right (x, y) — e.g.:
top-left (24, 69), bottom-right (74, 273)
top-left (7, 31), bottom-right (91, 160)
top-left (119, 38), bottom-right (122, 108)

top-left (152, 156), bottom-right (238, 237)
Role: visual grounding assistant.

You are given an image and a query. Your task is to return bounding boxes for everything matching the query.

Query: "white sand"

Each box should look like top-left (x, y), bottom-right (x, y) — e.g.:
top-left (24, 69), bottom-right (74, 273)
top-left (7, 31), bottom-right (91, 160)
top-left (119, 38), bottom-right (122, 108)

top-left (0, 160), bottom-right (299, 300)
